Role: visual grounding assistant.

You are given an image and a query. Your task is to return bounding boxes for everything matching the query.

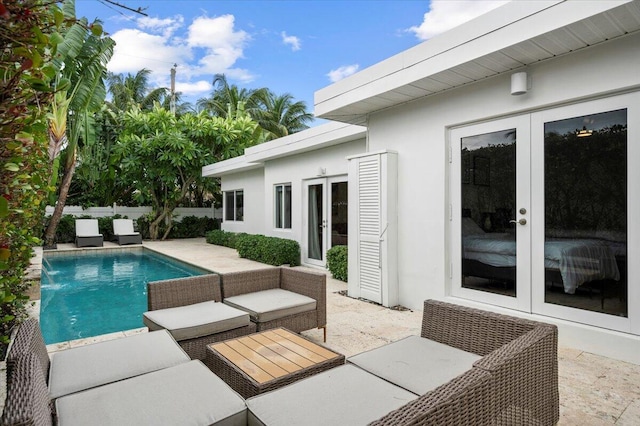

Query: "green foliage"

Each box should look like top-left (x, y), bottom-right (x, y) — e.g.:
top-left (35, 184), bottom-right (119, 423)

top-left (205, 230), bottom-right (244, 248)
top-left (326, 245), bottom-right (348, 282)
top-left (0, 0), bottom-right (59, 353)
top-left (235, 234), bottom-right (300, 267)
top-left (43, 0), bottom-right (115, 247)
top-left (114, 105), bottom-right (258, 240)
top-left (138, 215), bottom-right (220, 240)
top-left (205, 231), bottom-right (299, 266)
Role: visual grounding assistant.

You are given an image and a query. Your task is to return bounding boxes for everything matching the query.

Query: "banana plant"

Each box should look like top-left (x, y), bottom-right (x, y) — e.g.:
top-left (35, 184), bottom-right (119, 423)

top-left (43, 0), bottom-right (114, 247)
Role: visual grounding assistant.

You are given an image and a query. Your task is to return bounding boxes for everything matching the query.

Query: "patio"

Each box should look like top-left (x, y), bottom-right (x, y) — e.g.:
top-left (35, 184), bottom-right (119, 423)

top-left (24, 239), bottom-right (640, 424)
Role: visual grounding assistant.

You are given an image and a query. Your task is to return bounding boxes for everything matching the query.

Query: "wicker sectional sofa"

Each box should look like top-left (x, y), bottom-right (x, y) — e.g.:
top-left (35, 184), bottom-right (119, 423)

top-left (2, 299), bottom-right (558, 425)
top-left (220, 267), bottom-right (327, 341)
top-left (246, 300), bottom-right (559, 426)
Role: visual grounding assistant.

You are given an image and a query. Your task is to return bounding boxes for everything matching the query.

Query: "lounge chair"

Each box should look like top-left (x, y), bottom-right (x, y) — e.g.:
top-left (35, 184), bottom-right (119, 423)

top-left (112, 218), bottom-right (142, 245)
top-left (74, 219), bottom-right (103, 247)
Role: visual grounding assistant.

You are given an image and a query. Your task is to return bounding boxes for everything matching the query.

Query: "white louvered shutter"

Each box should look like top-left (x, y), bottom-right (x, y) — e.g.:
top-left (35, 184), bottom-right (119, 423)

top-left (347, 151), bottom-right (398, 307)
top-left (357, 155), bottom-right (382, 303)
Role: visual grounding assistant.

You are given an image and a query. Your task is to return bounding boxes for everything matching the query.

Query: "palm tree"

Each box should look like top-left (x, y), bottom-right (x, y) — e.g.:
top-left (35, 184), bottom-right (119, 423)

top-left (255, 91), bottom-right (314, 140)
top-left (43, 0), bottom-right (115, 248)
top-left (106, 69), bottom-right (168, 112)
top-left (196, 74), bottom-right (267, 118)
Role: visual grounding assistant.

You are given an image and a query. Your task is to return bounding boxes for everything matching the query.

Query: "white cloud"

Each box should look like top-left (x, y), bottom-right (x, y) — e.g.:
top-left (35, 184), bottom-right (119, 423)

top-left (281, 32), bottom-right (301, 51)
top-left (409, 0), bottom-right (509, 41)
top-left (175, 80), bottom-right (212, 96)
top-left (106, 13), bottom-right (255, 102)
top-left (327, 64), bottom-right (360, 83)
top-left (137, 15), bottom-right (184, 38)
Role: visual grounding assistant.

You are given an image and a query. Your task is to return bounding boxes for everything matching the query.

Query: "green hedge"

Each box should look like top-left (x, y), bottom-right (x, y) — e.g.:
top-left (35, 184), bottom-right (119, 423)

top-left (206, 231), bottom-right (300, 266)
top-left (43, 215), bottom-right (220, 243)
top-left (205, 229), bottom-right (245, 248)
top-left (326, 245), bottom-right (348, 281)
top-left (136, 215), bottom-right (220, 240)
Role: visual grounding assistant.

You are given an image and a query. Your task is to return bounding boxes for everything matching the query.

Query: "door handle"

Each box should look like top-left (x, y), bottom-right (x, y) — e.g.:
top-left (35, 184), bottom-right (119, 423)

top-left (510, 218), bottom-right (527, 225)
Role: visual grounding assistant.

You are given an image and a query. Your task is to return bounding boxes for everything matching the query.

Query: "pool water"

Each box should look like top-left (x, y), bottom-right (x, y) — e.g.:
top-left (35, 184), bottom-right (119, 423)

top-left (40, 249), bottom-right (207, 344)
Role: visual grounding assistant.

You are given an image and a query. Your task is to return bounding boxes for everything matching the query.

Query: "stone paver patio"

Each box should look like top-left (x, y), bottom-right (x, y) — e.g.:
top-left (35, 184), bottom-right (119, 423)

top-left (16, 238), bottom-right (640, 424)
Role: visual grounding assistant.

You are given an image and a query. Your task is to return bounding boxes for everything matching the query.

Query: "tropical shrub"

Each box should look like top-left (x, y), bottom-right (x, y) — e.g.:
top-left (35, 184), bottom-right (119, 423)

top-left (206, 230), bottom-right (237, 247)
top-left (0, 0), bottom-right (58, 354)
top-left (235, 234), bottom-right (300, 267)
top-left (326, 245), bottom-right (348, 282)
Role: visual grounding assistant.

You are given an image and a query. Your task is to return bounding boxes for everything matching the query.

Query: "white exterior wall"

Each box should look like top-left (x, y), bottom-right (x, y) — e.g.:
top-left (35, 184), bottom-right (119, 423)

top-left (220, 168), bottom-right (264, 235)
top-left (263, 139), bottom-right (366, 247)
top-left (365, 32), bottom-right (640, 363)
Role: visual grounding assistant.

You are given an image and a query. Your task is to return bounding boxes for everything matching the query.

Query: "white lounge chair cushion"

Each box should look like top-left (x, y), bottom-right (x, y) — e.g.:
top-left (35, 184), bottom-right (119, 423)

top-left (223, 289), bottom-right (316, 323)
top-left (347, 335), bottom-right (481, 395)
top-left (49, 330), bottom-right (189, 399)
top-left (112, 219), bottom-right (139, 236)
top-left (56, 360), bottom-right (247, 426)
top-left (246, 364), bottom-right (416, 426)
top-left (75, 219), bottom-right (101, 237)
top-left (143, 301), bottom-right (250, 341)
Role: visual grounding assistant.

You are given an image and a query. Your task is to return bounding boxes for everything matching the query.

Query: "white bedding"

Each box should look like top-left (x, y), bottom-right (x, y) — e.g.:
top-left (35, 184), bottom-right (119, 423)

top-left (463, 233), bottom-right (620, 294)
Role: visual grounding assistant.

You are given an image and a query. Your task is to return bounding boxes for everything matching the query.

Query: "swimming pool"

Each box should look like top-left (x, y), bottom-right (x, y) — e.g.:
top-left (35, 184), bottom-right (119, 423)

top-left (40, 248), bottom-right (209, 344)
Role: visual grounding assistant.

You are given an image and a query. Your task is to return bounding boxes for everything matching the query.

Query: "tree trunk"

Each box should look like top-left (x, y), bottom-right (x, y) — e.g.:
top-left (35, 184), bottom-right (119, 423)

top-left (44, 156), bottom-right (77, 248)
top-left (149, 209), bottom-right (167, 240)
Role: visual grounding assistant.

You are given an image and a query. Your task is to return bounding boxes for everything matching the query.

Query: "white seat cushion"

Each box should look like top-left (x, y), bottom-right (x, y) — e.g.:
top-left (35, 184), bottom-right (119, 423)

top-left (246, 364), bottom-right (416, 426)
top-left (223, 289), bottom-right (316, 323)
top-left (49, 330), bottom-right (189, 399)
top-left (143, 301), bottom-right (250, 341)
top-left (347, 335), bottom-right (481, 395)
top-left (56, 360), bottom-right (247, 426)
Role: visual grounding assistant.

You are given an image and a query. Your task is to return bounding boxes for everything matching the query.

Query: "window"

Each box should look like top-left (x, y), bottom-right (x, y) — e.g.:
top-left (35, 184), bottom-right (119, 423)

top-left (275, 183), bottom-right (292, 229)
top-left (224, 190), bottom-right (243, 221)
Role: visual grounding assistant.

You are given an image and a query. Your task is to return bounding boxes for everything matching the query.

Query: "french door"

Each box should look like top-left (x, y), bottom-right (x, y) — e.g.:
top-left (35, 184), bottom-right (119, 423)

top-left (303, 177), bottom-right (348, 267)
top-left (451, 93), bottom-right (636, 333)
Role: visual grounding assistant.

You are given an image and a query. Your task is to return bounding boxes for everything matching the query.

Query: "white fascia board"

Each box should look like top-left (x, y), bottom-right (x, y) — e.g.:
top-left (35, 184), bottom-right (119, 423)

top-left (315, 0), bottom-right (632, 117)
top-left (202, 155), bottom-right (262, 177)
top-left (243, 122), bottom-right (366, 163)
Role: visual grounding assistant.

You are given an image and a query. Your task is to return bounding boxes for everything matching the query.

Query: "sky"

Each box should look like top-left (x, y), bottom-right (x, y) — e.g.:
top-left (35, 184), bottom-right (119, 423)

top-left (75, 0), bottom-right (508, 121)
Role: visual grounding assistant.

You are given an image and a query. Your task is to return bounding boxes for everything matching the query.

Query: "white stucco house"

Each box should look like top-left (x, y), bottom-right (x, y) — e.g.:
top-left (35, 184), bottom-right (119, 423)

top-left (203, 0), bottom-right (640, 364)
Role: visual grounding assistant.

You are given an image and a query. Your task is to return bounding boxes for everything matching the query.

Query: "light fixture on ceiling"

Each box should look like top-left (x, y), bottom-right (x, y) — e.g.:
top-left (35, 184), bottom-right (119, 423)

top-left (576, 126), bottom-right (593, 137)
top-left (510, 71), bottom-right (529, 95)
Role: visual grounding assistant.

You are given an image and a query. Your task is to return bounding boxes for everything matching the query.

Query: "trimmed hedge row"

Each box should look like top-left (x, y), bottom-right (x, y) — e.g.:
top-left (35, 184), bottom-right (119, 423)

top-left (205, 230), bottom-right (300, 266)
top-left (326, 245), bottom-right (348, 282)
top-left (44, 215), bottom-right (220, 243)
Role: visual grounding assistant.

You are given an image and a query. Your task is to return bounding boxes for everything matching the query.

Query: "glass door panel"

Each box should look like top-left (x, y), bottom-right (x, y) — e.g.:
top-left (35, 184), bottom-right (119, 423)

top-left (451, 116), bottom-right (530, 312)
top-left (543, 109), bottom-right (627, 317)
top-left (461, 129), bottom-right (517, 297)
top-left (307, 183), bottom-right (324, 261)
top-left (330, 181), bottom-right (348, 247)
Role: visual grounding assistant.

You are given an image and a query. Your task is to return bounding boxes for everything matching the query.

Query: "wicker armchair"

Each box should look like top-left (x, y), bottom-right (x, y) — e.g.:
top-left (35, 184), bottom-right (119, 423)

top-left (144, 274), bottom-right (256, 360)
top-left (220, 267), bottom-right (327, 341)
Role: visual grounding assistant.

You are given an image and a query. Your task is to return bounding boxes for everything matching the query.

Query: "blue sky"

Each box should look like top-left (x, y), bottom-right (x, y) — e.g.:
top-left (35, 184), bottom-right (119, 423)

top-left (76, 0), bottom-right (507, 118)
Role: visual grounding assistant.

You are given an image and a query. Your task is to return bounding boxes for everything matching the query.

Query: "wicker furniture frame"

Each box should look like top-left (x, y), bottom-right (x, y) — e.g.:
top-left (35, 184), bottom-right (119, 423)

top-left (221, 267), bottom-right (327, 341)
top-left (205, 328), bottom-right (344, 399)
top-left (146, 274), bottom-right (256, 360)
top-left (369, 300), bottom-right (559, 426)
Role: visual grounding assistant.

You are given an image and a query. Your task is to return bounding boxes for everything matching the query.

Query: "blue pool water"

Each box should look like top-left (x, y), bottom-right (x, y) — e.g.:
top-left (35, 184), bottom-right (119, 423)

top-left (40, 249), bottom-right (207, 344)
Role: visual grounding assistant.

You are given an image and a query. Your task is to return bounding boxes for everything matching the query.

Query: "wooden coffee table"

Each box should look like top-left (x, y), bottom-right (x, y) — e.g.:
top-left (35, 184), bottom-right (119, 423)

top-left (205, 328), bottom-right (345, 399)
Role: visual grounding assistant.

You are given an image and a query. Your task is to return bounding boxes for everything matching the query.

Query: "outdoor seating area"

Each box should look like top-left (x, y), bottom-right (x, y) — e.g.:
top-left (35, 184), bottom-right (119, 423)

top-left (2, 298), bottom-right (559, 425)
top-left (143, 268), bottom-right (327, 359)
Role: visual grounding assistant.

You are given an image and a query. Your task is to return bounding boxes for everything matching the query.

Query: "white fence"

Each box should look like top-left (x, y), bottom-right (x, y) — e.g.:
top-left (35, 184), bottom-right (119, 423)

top-left (45, 204), bottom-right (222, 221)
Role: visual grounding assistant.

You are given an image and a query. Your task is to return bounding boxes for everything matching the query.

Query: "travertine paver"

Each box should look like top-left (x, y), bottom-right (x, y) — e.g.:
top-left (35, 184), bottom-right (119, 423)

top-left (10, 238), bottom-right (640, 424)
